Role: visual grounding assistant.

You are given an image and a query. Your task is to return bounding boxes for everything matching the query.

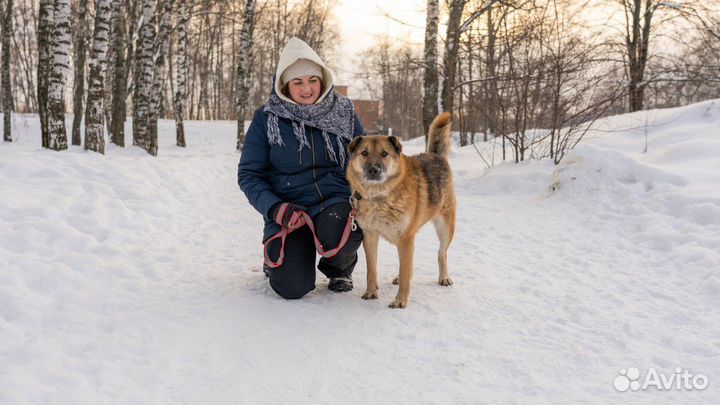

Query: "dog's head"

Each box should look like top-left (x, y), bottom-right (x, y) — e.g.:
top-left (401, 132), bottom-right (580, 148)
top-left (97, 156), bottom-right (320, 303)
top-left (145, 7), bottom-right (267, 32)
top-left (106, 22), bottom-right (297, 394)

top-left (347, 135), bottom-right (403, 184)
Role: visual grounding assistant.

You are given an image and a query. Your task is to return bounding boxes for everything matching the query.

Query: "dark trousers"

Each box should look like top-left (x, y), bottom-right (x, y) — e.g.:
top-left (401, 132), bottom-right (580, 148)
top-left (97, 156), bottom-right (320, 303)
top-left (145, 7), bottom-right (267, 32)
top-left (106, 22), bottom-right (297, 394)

top-left (265, 203), bottom-right (363, 299)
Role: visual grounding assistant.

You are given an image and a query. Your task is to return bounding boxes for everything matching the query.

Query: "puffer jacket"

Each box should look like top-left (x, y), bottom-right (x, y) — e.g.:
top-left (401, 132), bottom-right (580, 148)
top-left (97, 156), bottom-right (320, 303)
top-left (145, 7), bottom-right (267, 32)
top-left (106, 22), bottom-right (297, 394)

top-left (238, 102), bottom-right (364, 242)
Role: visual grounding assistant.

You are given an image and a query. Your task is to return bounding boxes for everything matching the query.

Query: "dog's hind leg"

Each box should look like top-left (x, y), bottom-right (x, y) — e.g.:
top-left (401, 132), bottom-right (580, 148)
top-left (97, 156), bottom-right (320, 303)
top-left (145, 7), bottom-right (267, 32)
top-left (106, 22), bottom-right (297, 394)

top-left (433, 212), bottom-right (455, 286)
top-left (362, 232), bottom-right (380, 300)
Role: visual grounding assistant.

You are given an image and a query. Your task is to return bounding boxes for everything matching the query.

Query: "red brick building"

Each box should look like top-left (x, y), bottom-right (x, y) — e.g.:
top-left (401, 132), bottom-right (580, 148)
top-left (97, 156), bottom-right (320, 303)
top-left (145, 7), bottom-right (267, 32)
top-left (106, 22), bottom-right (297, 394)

top-left (335, 86), bottom-right (381, 134)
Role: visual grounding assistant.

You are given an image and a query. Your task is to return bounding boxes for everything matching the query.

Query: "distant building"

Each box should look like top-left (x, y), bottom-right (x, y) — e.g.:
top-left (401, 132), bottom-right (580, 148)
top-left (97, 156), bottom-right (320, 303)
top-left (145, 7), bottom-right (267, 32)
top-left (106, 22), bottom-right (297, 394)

top-left (353, 100), bottom-right (381, 134)
top-left (335, 85), bottom-right (381, 134)
top-left (335, 86), bottom-right (348, 96)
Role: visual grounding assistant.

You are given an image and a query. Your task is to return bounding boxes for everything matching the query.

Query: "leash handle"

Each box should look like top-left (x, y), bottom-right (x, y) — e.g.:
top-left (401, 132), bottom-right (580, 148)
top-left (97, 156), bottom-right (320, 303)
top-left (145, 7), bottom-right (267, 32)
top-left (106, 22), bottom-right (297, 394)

top-left (263, 208), bottom-right (358, 269)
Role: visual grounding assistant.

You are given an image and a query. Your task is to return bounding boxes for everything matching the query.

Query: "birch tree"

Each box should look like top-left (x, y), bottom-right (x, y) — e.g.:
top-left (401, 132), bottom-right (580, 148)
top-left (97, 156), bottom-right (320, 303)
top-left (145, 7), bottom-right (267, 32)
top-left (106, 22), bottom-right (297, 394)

top-left (102, 33), bottom-right (113, 136)
top-left (2, 0), bottom-right (12, 142)
top-left (38, 0), bottom-right (52, 148)
top-left (109, 0), bottom-right (128, 146)
top-left (71, 0), bottom-right (88, 146)
top-left (132, 0), bottom-right (156, 149)
top-left (47, 0), bottom-right (72, 151)
top-left (422, 0), bottom-right (439, 139)
top-left (173, 0), bottom-right (188, 147)
top-left (235, 0), bottom-right (256, 150)
top-left (144, 0), bottom-right (173, 156)
top-left (84, 0), bottom-right (112, 153)
top-left (440, 0), bottom-right (466, 113)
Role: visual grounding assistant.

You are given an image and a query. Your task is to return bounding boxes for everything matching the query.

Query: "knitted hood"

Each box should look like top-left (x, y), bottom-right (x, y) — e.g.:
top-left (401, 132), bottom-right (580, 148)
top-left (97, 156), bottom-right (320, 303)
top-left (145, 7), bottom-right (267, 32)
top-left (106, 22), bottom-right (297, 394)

top-left (274, 37), bottom-right (334, 104)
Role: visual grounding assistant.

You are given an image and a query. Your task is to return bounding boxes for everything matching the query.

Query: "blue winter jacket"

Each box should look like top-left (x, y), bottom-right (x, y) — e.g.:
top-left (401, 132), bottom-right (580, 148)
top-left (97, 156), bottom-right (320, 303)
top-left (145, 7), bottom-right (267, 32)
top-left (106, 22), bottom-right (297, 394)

top-left (238, 103), bottom-right (365, 242)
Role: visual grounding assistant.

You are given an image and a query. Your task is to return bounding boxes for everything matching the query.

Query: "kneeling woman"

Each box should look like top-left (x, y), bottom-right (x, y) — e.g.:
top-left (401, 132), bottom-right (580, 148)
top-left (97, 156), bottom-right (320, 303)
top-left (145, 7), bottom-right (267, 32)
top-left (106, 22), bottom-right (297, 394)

top-left (237, 37), bottom-right (364, 299)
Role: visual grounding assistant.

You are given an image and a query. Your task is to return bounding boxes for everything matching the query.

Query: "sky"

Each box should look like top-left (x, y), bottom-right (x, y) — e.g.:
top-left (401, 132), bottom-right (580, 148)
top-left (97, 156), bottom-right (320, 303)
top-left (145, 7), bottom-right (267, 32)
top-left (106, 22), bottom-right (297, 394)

top-left (332, 0), bottom-right (428, 95)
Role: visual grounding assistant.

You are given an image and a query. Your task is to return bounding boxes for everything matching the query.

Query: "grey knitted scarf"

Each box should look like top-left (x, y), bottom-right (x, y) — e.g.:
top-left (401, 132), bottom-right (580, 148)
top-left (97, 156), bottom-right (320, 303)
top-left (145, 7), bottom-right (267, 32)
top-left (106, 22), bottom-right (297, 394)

top-left (264, 90), bottom-right (355, 167)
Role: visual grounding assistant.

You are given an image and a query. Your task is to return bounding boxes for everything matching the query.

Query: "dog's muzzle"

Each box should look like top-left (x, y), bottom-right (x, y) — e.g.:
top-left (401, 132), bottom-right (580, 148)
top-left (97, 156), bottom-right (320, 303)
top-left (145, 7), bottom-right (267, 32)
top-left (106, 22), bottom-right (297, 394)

top-left (364, 164), bottom-right (386, 182)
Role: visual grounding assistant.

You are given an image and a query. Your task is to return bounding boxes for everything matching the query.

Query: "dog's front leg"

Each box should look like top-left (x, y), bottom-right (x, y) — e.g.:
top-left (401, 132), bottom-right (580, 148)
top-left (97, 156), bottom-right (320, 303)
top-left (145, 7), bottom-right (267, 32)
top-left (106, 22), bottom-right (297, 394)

top-left (389, 237), bottom-right (414, 308)
top-left (361, 231), bottom-right (380, 300)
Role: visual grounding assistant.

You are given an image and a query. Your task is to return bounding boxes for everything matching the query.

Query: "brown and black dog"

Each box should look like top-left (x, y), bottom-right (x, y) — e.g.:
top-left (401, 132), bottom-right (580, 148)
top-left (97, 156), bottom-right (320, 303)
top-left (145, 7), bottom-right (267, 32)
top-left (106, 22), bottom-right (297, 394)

top-left (347, 113), bottom-right (456, 308)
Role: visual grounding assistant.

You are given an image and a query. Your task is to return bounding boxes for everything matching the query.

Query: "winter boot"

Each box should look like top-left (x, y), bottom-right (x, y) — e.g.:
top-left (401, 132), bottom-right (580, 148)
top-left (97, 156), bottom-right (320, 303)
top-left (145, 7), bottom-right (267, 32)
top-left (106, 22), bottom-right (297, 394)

top-left (328, 277), bottom-right (353, 292)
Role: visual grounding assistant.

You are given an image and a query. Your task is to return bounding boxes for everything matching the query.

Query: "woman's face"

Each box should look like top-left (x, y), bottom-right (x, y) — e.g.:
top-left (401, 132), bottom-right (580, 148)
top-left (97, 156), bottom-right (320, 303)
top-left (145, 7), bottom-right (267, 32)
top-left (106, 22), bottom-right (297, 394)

top-left (287, 75), bottom-right (322, 105)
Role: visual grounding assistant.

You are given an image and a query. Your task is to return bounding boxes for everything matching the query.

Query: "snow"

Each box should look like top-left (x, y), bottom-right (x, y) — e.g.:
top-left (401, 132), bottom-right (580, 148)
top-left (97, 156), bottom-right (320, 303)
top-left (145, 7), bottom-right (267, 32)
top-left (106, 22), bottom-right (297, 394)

top-left (1, 100), bottom-right (719, 404)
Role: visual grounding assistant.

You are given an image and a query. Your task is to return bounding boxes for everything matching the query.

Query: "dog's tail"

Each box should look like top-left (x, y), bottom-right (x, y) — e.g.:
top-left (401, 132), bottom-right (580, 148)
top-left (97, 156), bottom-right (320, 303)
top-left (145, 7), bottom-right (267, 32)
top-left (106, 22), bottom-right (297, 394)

top-left (426, 112), bottom-right (452, 157)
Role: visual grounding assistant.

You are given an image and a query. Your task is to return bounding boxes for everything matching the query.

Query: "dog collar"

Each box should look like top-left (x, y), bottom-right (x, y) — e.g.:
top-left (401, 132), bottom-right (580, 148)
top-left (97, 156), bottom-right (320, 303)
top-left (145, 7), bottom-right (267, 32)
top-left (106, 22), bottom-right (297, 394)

top-left (351, 190), bottom-right (390, 206)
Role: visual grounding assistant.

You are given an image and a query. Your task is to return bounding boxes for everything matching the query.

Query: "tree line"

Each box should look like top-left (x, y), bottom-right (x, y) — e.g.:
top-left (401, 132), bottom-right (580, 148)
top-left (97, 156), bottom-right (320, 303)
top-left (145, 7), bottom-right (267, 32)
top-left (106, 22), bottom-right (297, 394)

top-left (1, 0), bottom-right (336, 154)
top-left (0, 0), bottom-right (717, 164)
top-left (359, 0), bottom-right (719, 163)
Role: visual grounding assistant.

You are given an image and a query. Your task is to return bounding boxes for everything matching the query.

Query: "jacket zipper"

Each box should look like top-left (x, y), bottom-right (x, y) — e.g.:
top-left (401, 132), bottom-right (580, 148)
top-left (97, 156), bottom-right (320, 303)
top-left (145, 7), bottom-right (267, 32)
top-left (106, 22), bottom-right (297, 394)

top-left (310, 128), bottom-right (325, 209)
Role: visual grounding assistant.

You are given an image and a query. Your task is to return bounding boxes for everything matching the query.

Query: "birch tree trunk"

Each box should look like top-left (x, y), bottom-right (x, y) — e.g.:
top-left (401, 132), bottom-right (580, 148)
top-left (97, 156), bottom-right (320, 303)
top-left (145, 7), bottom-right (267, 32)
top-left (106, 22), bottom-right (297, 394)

top-left (146, 0), bottom-right (173, 156)
top-left (109, 0), bottom-right (127, 146)
top-left (440, 0), bottom-right (466, 113)
top-left (173, 0), bottom-right (189, 147)
top-left (47, 0), bottom-right (72, 151)
top-left (421, 0), bottom-right (439, 140)
top-left (235, 0), bottom-right (256, 150)
top-left (132, 0), bottom-right (156, 149)
top-left (84, 0), bottom-right (112, 153)
top-left (71, 0), bottom-right (88, 146)
top-left (102, 36), bottom-right (113, 135)
top-left (2, 0), bottom-right (13, 142)
top-left (38, 0), bottom-right (53, 148)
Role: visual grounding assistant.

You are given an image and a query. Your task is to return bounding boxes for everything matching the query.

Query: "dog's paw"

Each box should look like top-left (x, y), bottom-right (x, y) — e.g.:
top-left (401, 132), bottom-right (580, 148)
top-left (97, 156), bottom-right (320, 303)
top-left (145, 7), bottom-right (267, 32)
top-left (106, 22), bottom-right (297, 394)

top-left (388, 298), bottom-right (407, 309)
top-left (362, 289), bottom-right (378, 300)
top-left (392, 276), bottom-right (399, 285)
top-left (439, 276), bottom-right (453, 286)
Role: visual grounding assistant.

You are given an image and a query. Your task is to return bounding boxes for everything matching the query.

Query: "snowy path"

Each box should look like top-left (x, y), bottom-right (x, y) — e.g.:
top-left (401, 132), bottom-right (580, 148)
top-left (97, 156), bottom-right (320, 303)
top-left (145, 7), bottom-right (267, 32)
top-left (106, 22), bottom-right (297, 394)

top-left (1, 104), bottom-right (719, 404)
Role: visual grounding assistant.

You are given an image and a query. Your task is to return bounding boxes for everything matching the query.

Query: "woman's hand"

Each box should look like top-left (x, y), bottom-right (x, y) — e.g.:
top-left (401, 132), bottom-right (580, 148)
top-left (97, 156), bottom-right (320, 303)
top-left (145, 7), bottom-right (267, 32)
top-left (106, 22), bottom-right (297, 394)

top-left (271, 202), bottom-right (308, 228)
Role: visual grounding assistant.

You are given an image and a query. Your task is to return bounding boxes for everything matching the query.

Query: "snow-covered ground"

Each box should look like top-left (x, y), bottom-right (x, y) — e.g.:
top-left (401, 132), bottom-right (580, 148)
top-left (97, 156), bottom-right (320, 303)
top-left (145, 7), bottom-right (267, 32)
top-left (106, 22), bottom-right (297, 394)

top-left (1, 100), bottom-right (718, 404)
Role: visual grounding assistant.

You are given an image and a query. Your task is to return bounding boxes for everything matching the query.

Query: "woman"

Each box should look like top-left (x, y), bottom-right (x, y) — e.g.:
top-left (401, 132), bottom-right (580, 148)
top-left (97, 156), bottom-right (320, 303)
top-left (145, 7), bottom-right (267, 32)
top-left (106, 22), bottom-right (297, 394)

top-left (238, 37), bottom-right (364, 299)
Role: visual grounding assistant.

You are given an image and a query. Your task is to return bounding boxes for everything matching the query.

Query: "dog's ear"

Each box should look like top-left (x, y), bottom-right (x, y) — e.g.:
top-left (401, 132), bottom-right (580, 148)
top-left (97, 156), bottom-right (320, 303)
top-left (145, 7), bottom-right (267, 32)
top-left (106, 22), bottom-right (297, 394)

top-left (348, 137), bottom-right (363, 154)
top-left (388, 136), bottom-right (402, 154)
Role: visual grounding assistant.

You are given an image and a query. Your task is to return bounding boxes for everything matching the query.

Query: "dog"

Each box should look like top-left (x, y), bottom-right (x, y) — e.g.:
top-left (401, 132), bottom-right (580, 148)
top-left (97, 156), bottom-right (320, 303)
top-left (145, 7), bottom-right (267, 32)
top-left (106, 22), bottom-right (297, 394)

top-left (346, 112), bottom-right (456, 308)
